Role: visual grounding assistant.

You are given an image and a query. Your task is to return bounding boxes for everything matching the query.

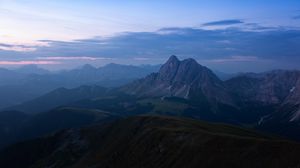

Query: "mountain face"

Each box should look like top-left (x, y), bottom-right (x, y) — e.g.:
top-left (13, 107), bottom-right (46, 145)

top-left (1, 116), bottom-right (300, 168)
top-left (225, 70), bottom-right (300, 122)
top-left (226, 70), bottom-right (300, 105)
top-left (122, 56), bottom-right (234, 106)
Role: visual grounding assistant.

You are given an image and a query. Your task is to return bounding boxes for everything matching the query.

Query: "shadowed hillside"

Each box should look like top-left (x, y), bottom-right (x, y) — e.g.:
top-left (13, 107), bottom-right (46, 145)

top-left (1, 116), bottom-right (299, 168)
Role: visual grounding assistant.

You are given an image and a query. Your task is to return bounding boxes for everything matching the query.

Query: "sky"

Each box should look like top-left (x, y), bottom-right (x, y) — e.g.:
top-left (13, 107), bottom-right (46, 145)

top-left (0, 0), bottom-right (300, 72)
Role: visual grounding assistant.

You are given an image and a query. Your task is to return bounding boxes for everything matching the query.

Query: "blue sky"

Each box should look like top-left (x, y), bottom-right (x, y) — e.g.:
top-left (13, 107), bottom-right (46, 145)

top-left (0, 0), bottom-right (300, 72)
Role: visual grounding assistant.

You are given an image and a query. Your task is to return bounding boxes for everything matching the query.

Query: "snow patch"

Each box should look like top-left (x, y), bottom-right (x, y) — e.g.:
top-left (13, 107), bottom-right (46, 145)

top-left (258, 115), bottom-right (269, 125)
top-left (290, 108), bottom-right (300, 122)
top-left (290, 86), bottom-right (296, 93)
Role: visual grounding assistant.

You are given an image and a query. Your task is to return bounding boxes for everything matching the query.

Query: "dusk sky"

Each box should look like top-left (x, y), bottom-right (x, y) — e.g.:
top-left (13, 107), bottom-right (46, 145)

top-left (0, 0), bottom-right (300, 72)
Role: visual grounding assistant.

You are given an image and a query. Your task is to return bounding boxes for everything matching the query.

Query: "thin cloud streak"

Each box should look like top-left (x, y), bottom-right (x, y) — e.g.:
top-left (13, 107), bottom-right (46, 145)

top-left (292, 15), bottom-right (300, 19)
top-left (0, 60), bottom-right (61, 65)
top-left (207, 56), bottom-right (259, 63)
top-left (0, 46), bottom-right (36, 52)
top-left (37, 56), bottom-right (113, 61)
top-left (202, 19), bottom-right (244, 26)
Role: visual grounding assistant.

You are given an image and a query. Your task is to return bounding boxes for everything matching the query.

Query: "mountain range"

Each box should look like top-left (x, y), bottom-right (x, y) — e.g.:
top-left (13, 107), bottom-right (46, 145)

top-left (0, 64), bottom-right (159, 109)
top-left (0, 55), bottom-right (300, 167)
top-left (3, 56), bottom-right (300, 139)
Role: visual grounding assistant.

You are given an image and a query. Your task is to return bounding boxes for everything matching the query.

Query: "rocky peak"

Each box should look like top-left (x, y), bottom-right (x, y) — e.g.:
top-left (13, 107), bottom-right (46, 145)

top-left (122, 55), bottom-right (233, 106)
top-left (159, 55), bottom-right (181, 80)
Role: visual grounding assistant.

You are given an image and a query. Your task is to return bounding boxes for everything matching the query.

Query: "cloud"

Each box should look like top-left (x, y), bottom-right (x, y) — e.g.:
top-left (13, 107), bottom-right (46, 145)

top-left (37, 56), bottom-right (113, 61)
top-left (1, 23), bottom-right (300, 71)
top-left (0, 44), bottom-right (36, 52)
top-left (202, 19), bottom-right (244, 26)
top-left (0, 42), bottom-right (49, 52)
top-left (207, 56), bottom-right (259, 63)
top-left (292, 15), bottom-right (300, 19)
top-left (0, 60), bottom-right (60, 65)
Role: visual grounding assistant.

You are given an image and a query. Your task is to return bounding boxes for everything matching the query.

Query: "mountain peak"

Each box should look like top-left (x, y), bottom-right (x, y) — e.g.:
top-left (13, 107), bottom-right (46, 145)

top-left (183, 58), bottom-right (198, 65)
top-left (167, 55), bottom-right (180, 63)
top-left (159, 55), bottom-right (181, 80)
top-left (16, 64), bottom-right (49, 74)
top-left (81, 64), bottom-right (96, 70)
top-left (122, 56), bottom-right (232, 104)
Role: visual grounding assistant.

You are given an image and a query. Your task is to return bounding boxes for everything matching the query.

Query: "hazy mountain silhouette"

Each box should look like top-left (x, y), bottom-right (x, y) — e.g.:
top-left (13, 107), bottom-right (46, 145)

top-left (0, 64), bottom-right (159, 109)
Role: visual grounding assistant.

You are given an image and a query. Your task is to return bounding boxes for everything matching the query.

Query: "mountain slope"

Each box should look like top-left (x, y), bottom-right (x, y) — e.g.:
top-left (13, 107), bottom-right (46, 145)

top-left (0, 107), bottom-right (118, 149)
top-left (0, 111), bottom-right (29, 149)
top-left (225, 70), bottom-right (300, 105)
top-left (7, 85), bottom-right (109, 114)
top-left (0, 116), bottom-right (299, 168)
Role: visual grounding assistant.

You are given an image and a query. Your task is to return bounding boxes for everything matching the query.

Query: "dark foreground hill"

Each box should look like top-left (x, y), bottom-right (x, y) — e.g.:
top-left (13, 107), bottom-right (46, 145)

top-left (1, 116), bottom-right (300, 168)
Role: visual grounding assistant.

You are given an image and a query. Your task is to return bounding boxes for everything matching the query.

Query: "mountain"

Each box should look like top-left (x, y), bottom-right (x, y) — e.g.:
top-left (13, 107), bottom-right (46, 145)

top-left (17, 107), bottom-right (118, 141)
top-left (0, 111), bottom-right (29, 149)
top-left (60, 63), bottom-right (160, 88)
top-left (1, 115), bottom-right (300, 168)
top-left (225, 70), bottom-right (300, 139)
top-left (0, 107), bottom-right (118, 149)
top-left (0, 64), bottom-right (159, 110)
top-left (7, 85), bottom-right (109, 114)
top-left (122, 55), bottom-right (234, 106)
top-left (225, 70), bottom-right (300, 122)
top-left (121, 56), bottom-right (300, 138)
top-left (15, 65), bottom-right (50, 75)
top-left (213, 70), bottom-right (237, 81)
top-left (225, 70), bottom-right (300, 105)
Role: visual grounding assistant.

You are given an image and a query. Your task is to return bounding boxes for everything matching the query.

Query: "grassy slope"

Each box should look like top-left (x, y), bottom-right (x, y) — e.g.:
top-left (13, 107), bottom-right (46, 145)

top-left (1, 115), bottom-right (300, 168)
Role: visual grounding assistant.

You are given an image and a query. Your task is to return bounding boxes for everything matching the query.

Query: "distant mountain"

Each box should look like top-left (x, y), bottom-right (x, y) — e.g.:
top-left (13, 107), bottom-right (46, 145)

top-left (213, 70), bottom-right (237, 81)
top-left (0, 64), bottom-right (159, 109)
top-left (15, 65), bottom-right (50, 75)
top-left (7, 85), bottom-right (109, 114)
top-left (225, 70), bottom-right (300, 139)
top-left (122, 55), bottom-right (234, 106)
top-left (1, 115), bottom-right (300, 168)
top-left (225, 70), bottom-right (300, 105)
top-left (0, 68), bottom-right (24, 86)
top-left (61, 63), bottom-right (160, 87)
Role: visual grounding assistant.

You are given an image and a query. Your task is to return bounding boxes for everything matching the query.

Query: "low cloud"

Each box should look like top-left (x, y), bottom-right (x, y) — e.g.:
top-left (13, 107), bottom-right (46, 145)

top-left (202, 19), bottom-right (244, 26)
top-left (0, 42), bottom-right (49, 52)
top-left (208, 56), bottom-right (259, 63)
top-left (0, 60), bottom-right (60, 65)
top-left (0, 44), bottom-right (36, 52)
top-left (37, 56), bottom-right (113, 61)
top-left (292, 15), bottom-right (300, 19)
